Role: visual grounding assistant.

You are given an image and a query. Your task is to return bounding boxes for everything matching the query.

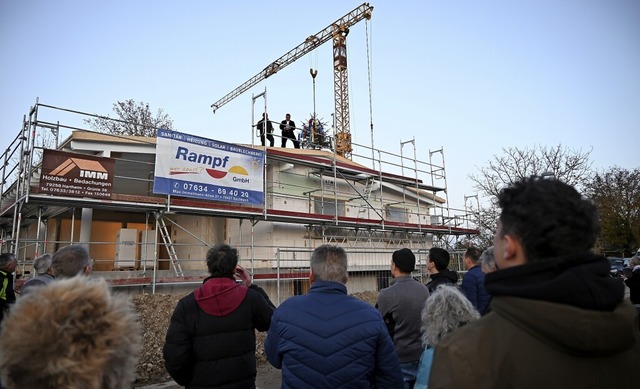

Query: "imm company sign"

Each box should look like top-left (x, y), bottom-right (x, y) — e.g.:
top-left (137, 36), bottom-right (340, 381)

top-left (39, 149), bottom-right (115, 199)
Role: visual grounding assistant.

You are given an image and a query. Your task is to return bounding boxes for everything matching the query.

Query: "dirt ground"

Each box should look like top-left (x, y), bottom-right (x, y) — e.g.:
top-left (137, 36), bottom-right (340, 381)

top-left (132, 290), bottom-right (379, 387)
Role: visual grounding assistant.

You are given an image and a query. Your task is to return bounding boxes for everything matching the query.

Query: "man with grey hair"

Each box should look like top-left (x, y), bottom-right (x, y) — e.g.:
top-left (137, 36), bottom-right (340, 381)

top-left (480, 246), bottom-right (497, 274)
top-left (265, 244), bottom-right (403, 388)
top-left (21, 254), bottom-right (55, 296)
top-left (51, 245), bottom-right (92, 279)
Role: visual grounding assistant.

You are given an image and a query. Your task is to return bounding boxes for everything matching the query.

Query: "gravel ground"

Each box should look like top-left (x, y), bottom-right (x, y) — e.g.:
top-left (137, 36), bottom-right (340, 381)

top-left (132, 290), bottom-right (379, 387)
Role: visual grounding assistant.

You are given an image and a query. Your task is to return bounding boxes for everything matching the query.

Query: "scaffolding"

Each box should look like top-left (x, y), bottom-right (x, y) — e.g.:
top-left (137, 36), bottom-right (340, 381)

top-left (0, 100), bottom-right (478, 296)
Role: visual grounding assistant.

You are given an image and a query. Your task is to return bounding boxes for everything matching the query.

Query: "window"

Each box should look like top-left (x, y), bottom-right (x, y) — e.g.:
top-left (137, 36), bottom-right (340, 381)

top-left (386, 206), bottom-right (408, 223)
top-left (314, 198), bottom-right (345, 216)
top-left (377, 271), bottom-right (391, 290)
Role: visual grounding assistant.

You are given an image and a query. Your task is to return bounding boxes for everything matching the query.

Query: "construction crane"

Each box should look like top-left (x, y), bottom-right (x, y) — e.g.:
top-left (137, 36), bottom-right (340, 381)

top-left (210, 3), bottom-right (374, 159)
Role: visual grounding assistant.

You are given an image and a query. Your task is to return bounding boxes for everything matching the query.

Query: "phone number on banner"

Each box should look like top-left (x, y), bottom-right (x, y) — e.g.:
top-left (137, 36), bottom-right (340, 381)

top-left (171, 181), bottom-right (253, 203)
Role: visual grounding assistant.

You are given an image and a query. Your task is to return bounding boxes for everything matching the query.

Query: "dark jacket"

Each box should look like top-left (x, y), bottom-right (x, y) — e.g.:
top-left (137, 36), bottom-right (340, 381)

top-left (279, 119), bottom-right (295, 133)
top-left (429, 253), bottom-right (640, 388)
top-left (164, 277), bottom-right (275, 389)
top-left (256, 119), bottom-right (274, 135)
top-left (0, 270), bottom-right (16, 323)
top-left (376, 275), bottom-right (430, 362)
top-left (20, 273), bottom-right (55, 296)
top-left (265, 280), bottom-right (403, 388)
top-left (624, 266), bottom-right (640, 304)
top-left (426, 269), bottom-right (458, 293)
top-left (460, 265), bottom-right (491, 314)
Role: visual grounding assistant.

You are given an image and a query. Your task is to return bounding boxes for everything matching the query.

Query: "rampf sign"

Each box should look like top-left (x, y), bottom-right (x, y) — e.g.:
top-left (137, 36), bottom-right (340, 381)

top-left (153, 130), bottom-right (264, 206)
top-left (39, 149), bottom-right (115, 199)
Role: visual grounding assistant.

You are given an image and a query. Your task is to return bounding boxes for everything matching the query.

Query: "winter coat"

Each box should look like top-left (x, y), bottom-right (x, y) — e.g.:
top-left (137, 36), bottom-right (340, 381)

top-left (624, 265), bottom-right (640, 304)
top-left (0, 270), bottom-right (15, 323)
top-left (164, 277), bottom-right (275, 389)
top-left (20, 273), bottom-right (55, 296)
top-left (376, 275), bottom-right (430, 362)
top-left (460, 265), bottom-right (491, 314)
top-left (425, 269), bottom-right (458, 293)
top-left (0, 276), bottom-right (140, 388)
top-left (265, 280), bottom-right (403, 388)
top-left (256, 118), bottom-right (274, 135)
top-left (414, 347), bottom-right (434, 389)
top-left (429, 253), bottom-right (640, 389)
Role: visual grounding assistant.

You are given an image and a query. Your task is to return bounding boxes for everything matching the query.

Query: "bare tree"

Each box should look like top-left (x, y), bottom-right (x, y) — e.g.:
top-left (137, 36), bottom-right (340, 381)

top-left (468, 144), bottom-right (593, 245)
top-left (585, 167), bottom-right (640, 256)
top-left (84, 100), bottom-right (174, 137)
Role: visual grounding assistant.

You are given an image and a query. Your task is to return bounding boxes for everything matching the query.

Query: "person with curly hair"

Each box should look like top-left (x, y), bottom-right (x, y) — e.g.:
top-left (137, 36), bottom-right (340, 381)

top-left (414, 284), bottom-right (479, 389)
top-left (429, 175), bottom-right (640, 388)
top-left (0, 276), bottom-right (140, 388)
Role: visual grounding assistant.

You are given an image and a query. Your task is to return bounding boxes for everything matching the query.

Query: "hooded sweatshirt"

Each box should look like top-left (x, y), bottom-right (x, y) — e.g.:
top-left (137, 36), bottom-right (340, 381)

top-left (164, 276), bottom-right (275, 389)
top-left (428, 253), bottom-right (640, 389)
top-left (426, 269), bottom-right (458, 293)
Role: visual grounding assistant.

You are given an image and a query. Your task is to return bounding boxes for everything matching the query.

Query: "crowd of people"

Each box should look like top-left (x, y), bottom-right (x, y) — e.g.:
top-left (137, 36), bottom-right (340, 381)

top-left (0, 175), bottom-right (639, 388)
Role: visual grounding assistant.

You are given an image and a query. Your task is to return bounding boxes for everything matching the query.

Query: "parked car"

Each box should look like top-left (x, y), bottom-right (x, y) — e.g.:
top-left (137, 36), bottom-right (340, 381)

top-left (607, 257), bottom-right (625, 278)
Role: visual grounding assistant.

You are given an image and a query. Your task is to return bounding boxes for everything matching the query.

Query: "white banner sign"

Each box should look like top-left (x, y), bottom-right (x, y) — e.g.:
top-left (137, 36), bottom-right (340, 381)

top-left (153, 130), bottom-right (264, 205)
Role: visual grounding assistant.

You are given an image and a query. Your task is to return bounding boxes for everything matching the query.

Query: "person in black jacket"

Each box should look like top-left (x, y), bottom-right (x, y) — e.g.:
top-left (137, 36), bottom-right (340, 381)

top-left (624, 256), bottom-right (640, 308)
top-left (279, 113), bottom-right (299, 149)
top-left (425, 247), bottom-right (458, 293)
top-left (163, 244), bottom-right (275, 388)
top-left (0, 252), bottom-right (17, 325)
top-left (257, 112), bottom-right (274, 147)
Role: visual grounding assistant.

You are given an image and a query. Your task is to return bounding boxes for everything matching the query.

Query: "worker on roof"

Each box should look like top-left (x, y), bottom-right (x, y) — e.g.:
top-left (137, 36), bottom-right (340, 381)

top-left (280, 113), bottom-right (299, 149)
top-left (257, 112), bottom-right (274, 147)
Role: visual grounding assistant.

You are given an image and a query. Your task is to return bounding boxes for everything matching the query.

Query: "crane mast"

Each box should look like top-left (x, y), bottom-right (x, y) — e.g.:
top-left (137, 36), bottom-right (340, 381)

top-left (333, 26), bottom-right (351, 158)
top-left (210, 3), bottom-right (374, 158)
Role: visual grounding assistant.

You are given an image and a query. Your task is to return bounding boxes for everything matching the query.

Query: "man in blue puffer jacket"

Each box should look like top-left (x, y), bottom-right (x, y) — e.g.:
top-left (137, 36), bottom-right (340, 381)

top-left (265, 244), bottom-right (403, 388)
top-left (460, 246), bottom-right (491, 314)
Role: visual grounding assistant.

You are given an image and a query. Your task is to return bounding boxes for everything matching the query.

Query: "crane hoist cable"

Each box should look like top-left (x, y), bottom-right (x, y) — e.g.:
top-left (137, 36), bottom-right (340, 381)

top-left (366, 16), bottom-right (375, 168)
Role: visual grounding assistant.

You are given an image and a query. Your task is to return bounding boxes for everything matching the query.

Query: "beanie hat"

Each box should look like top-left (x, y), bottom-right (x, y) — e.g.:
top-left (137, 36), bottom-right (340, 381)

top-left (392, 248), bottom-right (415, 273)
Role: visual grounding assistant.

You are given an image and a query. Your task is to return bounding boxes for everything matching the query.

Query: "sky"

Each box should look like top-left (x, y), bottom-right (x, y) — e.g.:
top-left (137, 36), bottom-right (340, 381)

top-left (1, 0), bottom-right (639, 212)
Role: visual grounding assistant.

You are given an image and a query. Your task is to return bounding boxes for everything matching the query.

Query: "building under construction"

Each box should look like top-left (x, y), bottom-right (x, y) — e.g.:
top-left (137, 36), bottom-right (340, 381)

top-left (0, 101), bottom-right (477, 301)
top-left (1, 3), bottom-right (478, 301)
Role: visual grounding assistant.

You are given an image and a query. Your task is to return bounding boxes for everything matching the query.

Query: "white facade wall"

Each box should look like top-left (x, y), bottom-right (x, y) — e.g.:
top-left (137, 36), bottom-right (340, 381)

top-left (171, 214), bottom-right (223, 271)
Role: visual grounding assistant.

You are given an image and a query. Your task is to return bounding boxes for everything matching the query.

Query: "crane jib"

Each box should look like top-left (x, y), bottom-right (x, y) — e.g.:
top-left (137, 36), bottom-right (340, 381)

top-left (210, 2), bottom-right (373, 113)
